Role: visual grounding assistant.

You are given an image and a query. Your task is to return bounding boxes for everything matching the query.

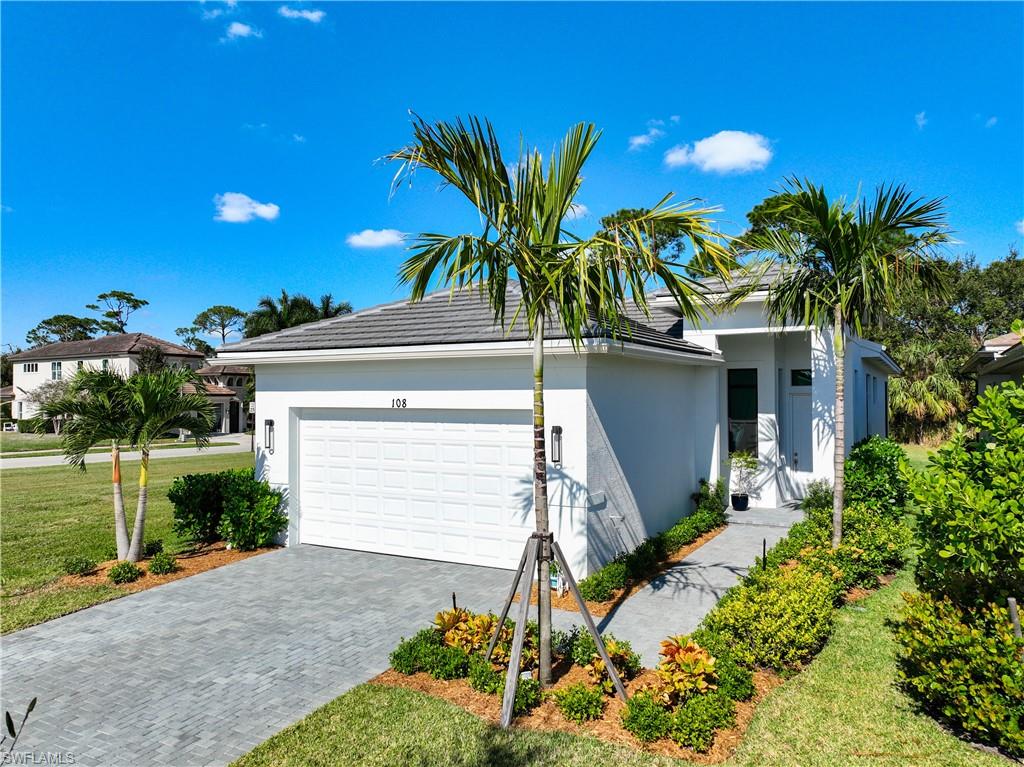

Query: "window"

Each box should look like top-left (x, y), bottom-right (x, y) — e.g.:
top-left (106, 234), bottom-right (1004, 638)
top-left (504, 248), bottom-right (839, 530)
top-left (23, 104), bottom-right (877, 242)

top-left (102, 359), bottom-right (109, 371)
top-left (22, 363), bottom-right (38, 373)
top-left (727, 368), bottom-right (758, 454)
top-left (51, 361), bottom-right (62, 380)
top-left (790, 369), bottom-right (812, 387)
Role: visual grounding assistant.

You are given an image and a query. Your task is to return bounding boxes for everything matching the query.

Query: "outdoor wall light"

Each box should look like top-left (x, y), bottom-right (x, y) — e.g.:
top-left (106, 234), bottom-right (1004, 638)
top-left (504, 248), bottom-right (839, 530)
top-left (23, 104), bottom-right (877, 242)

top-left (264, 419), bottom-right (275, 455)
top-left (551, 425), bottom-right (563, 466)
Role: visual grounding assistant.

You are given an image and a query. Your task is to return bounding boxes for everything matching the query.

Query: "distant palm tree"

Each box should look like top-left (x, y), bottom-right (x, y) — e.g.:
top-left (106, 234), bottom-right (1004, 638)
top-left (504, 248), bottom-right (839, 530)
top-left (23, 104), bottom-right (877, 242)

top-left (38, 368), bottom-right (214, 561)
top-left (889, 340), bottom-right (967, 443)
top-left (387, 114), bottom-right (734, 685)
top-left (317, 293), bottom-right (352, 319)
top-left (734, 178), bottom-right (948, 548)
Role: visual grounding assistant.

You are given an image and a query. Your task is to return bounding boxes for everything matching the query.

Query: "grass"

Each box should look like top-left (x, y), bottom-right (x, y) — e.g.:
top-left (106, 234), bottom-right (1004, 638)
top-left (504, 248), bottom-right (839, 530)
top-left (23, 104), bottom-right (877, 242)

top-left (0, 450), bottom-right (254, 633)
top-left (899, 443), bottom-right (937, 472)
top-left (233, 570), bottom-right (1002, 767)
top-left (3, 440), bottom-right (237, 459)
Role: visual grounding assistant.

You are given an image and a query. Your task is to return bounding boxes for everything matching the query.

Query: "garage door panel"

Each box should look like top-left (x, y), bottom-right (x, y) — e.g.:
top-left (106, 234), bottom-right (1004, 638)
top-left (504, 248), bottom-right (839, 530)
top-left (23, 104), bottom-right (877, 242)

top-left (298, 408), bottom-right (534, 569)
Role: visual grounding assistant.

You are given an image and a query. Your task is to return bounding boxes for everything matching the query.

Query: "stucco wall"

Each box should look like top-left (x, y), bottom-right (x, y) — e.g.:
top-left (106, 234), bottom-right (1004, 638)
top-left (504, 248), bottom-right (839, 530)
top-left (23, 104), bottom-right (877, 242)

top-left (584, 355), bottom-right (702, 571)
top-left (252, 353), bottom-right (593, 575)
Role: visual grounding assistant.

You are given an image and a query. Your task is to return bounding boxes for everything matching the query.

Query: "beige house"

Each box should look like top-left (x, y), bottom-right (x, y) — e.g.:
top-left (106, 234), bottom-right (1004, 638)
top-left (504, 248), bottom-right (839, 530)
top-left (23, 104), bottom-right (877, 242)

top-left (195, 365), bottom-right (253, 433)
top-left (8, 333), bottom-right (249, 433)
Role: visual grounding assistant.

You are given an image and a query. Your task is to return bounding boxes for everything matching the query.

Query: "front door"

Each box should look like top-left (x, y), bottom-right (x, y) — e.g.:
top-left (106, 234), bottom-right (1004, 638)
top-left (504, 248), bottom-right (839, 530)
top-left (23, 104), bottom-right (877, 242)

top-left (786, 392), bottom-right (813, 495)
top-left (229, 402), bottom-right (240, 433)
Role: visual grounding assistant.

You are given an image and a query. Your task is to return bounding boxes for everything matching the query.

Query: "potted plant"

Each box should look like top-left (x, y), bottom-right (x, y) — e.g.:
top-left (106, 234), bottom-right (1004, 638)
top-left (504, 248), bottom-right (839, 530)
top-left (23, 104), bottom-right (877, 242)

top-left (727, 451), bottom-right (759, 511)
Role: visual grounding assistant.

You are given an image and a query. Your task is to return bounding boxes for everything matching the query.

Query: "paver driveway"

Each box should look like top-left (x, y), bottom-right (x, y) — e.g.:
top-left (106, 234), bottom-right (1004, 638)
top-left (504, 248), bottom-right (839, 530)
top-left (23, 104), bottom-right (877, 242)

top-left (0, 546), bottom-right (520, 767)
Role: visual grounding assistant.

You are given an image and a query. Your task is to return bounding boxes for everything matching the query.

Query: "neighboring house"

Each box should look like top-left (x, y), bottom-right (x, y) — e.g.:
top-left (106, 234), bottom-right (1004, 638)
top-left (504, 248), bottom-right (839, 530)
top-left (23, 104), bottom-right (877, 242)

top-left (216, 280), bottom-right (898, 577)
top-left (195, 365), bottom-right (253, 433)
top-left (9, 332), bottom-right (216, 423)
top-left (961, 331), bottom-right (1024, 393)
top-left (1, 385), bottom-right (13, 421)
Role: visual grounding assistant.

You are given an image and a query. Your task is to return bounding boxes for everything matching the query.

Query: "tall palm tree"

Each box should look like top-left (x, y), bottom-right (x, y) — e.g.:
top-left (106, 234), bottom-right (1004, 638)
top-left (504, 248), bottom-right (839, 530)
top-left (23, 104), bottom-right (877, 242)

top-left (387, 115), bottom-right (735, 685)
top-left (889, 339), bottom-right (967, 443)
top-left (244, 290), bottom-right (320, 338)
top-left (317, 293), bottom-right (353, 319)
top-left (38, 368), bottom-right (215, 562)
top-left (734, 178), bottom-right (948, 548)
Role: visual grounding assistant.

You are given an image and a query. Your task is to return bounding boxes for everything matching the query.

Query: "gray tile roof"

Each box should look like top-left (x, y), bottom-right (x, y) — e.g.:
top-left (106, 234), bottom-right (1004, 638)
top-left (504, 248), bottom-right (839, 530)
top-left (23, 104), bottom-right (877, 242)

top-left (218, 285), bottom-right (715, 358)
top-left (10, 333), bottom-right (205, 361)
top-left (651, 262), bottom-right (784, 297)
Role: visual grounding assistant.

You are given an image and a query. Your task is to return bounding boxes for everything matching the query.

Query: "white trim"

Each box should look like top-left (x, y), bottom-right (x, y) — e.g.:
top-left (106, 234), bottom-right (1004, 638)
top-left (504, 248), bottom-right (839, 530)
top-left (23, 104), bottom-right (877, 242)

top-left (217, 338), bottom-right (723, 367)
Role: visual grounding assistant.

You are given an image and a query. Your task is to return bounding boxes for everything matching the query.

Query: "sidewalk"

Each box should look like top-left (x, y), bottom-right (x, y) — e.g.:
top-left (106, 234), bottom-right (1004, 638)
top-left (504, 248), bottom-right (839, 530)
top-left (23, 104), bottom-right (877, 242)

top-left (0, 433), bottom-right (254, 470)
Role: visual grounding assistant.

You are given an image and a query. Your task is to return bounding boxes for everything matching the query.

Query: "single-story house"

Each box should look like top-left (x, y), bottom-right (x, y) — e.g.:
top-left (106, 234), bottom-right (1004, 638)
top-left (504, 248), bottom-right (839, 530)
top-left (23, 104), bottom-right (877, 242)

top-left (216, 279), bottom-right (898, 577)
top-left (8, 333), bottom-right (243, 433)
top-left (961, 331), bottom-right (1024, 393)
top-left (196, 364), bottom-right (254, 433)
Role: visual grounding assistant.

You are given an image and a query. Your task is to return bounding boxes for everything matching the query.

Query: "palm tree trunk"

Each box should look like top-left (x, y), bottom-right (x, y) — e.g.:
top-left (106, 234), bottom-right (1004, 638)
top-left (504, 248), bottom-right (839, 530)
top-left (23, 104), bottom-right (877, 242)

top-left (533, 316), bottom-right (553, 687)
top-left (832, 304), bottom-right (845, 550)
top-left (112, 443), bottom-right (130, 560)
top-left (126, 448), bottom-right (150, 562)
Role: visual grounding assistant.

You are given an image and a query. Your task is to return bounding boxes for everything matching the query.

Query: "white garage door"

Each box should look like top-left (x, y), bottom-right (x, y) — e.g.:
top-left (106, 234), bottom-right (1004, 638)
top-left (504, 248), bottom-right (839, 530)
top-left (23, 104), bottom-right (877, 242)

top-left (298, 408), bottom-right (536, 569)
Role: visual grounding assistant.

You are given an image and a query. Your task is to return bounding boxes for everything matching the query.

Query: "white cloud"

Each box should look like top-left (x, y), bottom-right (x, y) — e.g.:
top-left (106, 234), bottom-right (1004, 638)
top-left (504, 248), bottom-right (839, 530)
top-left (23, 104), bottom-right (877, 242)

top-left (346, 228), bottom-right (405, 248)
top-left (224, 21), bottom-right (261, 40)
top-left (292, 133), bottom-right (306, 143)
top-left (915, 111), bottom-right (928, 130)
top-left (664, 130), bottom-right (772, 173)
top-left (628, 127), bottom-right (665, 151)
top-left (200, 0), bottom-right (235, 20)
top-left (278, 5), bottom-right (325, 22)
top-left (1016, 219), bottom-right (1024, 236)
top-left (566, 203), bottom-right (590, 220)
top-left (213, 192), bottom-right (280, 223)
top-left (669, 115), bottom-right (680, 124)
top-left (985, 116), bottom-right (998, 128)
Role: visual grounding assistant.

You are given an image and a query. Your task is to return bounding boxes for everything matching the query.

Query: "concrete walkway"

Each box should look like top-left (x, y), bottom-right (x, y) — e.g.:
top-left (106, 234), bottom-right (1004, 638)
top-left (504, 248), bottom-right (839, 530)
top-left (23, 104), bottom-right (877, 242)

top-left (0, 434), bottom-right (253, 470)
top-left (595, 506), bottom-right (802, 665)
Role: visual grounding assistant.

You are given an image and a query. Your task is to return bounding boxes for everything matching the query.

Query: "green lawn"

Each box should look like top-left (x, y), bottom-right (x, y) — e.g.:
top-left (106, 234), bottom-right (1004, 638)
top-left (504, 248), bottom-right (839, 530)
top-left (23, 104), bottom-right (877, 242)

top-left (0, 450), bottom-right (254, 633)
top-left (234, 570), bottom-right (1001, 767)
top-left (900, 443), bottom-right (936, 472)
top-left (0, 432), bottom-right (210, 455)
top-left (3, 440), bottom-right (237, 459)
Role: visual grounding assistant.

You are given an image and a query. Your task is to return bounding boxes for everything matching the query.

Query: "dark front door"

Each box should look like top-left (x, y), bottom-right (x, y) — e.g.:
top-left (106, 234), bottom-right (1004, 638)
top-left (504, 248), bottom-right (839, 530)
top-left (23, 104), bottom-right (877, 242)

top-left (229, 402), bottom-right (240, 433)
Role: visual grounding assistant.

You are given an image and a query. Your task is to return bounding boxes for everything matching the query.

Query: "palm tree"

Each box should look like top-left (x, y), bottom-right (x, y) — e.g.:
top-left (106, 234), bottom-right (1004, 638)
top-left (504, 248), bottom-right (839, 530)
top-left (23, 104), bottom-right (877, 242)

top-left (244, 290), bottom-right (320, 338)
top-left (734, 178), bottom-right (948, 548)
top-left (889, 340), bottom-right (967, 443)
top-left (317, 293), bottom-right (352, 319)
top-left (38, 367), bottom-right (215, 561)
top-left (387, 115), bottom-right (735, 685)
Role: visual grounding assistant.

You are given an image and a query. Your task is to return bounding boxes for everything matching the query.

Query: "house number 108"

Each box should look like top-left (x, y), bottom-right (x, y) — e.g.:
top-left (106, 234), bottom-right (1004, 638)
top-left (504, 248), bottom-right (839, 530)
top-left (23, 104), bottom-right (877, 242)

top-left (391, 398), bottom-right (407, 408)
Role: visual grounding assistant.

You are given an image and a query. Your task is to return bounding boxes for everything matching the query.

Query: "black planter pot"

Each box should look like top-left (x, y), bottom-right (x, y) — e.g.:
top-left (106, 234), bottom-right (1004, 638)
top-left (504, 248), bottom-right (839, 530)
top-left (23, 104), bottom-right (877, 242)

top-left (731, 493), bottom-right (749, 511)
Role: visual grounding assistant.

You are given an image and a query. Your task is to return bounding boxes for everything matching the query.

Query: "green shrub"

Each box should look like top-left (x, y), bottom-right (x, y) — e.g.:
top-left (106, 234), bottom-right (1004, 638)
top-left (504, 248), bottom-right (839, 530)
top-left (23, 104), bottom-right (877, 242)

top-left (147, 551), bottom-right (178, 575)
top-left (802, 479), bottom-right (833, 515)
top-left (423, 644), bottom-right (471, 680)
top-left (467, 656), bottom-right (504, 695)
top-left (168, 471), bottom-right (229, 544)
top-left (62, 556), bottom-right (97, 577)
top-left (894, 592), bottom-right (1024, 757)
top-left (553, 682), bottom-right (606, 723)
top-left (578, 561), bottom-right (628, 602)
top-left (143, 540), bottom-right (164, 558)
top-left (510, 677), bottom-right (542, 715)
top-left (218, 470), bottom-right (287, 550)
top-left (686, 629), bottom-right (755, 701)
top-left (703, 564), bottom-right (834, 670)
top-left (552, 626), bottom-right (581, 659)
top-left (910, 382), bottom-right (1024, 608)
top-left (390, 628), bottom-right (444, 675)
top-left (669, 691), bottom-right (735, 752)
top-left (107, 561), bottom-right (143, 584)
top-left (621, 691), bottom-right (672, 742)
top-left (570, 631), bottom-right (641, 678)
top-left (844, 435), bottom-right (909, 513)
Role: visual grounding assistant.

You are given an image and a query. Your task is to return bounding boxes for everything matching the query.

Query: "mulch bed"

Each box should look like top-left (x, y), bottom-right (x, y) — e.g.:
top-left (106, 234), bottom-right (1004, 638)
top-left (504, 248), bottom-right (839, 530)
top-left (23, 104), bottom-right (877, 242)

top-left (59, 542), bottom-right (277, 593)
top-left (373, 663), bottom-right (783, 763)
top-left (514, 525), bottom-right (727, 616)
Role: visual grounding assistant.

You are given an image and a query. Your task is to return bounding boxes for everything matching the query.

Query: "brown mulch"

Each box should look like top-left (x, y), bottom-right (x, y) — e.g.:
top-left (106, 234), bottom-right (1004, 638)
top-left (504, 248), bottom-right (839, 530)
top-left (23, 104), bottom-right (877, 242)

top-left (373, 663), bottom-right (783, 764)
top-left (60, 542), bottom-right (277, 593)
top-left (514, 525), bottom-right (727, 616)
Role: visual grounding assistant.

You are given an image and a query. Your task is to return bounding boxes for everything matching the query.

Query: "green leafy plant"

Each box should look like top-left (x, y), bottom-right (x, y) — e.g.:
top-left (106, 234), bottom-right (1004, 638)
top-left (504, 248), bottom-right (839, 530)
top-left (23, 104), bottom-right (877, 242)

top-left (217, 470), bottom-right (287, 550)
top-left (423, 644), bottom-right (471, 680)
top-left (578, 561), bottom-right (628, 602)
top-left (727, 451), bottom-right (759, 496)
top-left (571, 632), bottom-right (641, 692)
top-left (390, 628), bottom-right (444, 675)
top-left (669, 691), bottom-right (736, 752)
top-left (168, 471), bottom-right (229, 544)
top-left (147, 551), bottom-right (178, 575)
top-left (844, 436), bottom-right (909, 513)
top-left (107, 561), bottom-right (143, 584)
top-left (143, 539), bottom-right (164, 558)
top-left (685, 629), bottom-right (754, 701)
top-left (894, 592), bottom-right (1024, 757)
top-left (511, 677), bottom-right (542, 715)
top-left (703, 564), bottom-right (834, 670)
top-left (621, 691), bottom-right (672, 742)
top-left (62, 556), bottom-right (97, 577)
top-left (553, 682), bottom-right (606, 723)
top-left (467, 656), bottom-right (504, 695)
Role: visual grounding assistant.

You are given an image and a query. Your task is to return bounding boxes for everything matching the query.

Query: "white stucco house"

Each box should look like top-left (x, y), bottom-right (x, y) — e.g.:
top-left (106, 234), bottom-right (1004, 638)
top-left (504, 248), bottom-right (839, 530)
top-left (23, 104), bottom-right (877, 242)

top-left (216, 279), bottom-right (898, 577)
top-left (961, 331), bottom-right (1024, 393)
top-left (8, 333), bottom-right (244, 434)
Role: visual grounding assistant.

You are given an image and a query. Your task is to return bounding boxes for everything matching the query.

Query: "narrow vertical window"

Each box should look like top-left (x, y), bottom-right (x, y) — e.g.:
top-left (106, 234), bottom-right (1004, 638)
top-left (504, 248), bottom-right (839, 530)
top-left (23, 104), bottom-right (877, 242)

top-left (727, 368), bottom-right (758, 454)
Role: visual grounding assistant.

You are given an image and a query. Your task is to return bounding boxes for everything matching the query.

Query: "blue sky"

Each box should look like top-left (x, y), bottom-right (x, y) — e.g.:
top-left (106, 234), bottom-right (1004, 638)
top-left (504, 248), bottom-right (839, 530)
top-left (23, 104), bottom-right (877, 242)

top-left (2, 1), bottom-right (1022, 349)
